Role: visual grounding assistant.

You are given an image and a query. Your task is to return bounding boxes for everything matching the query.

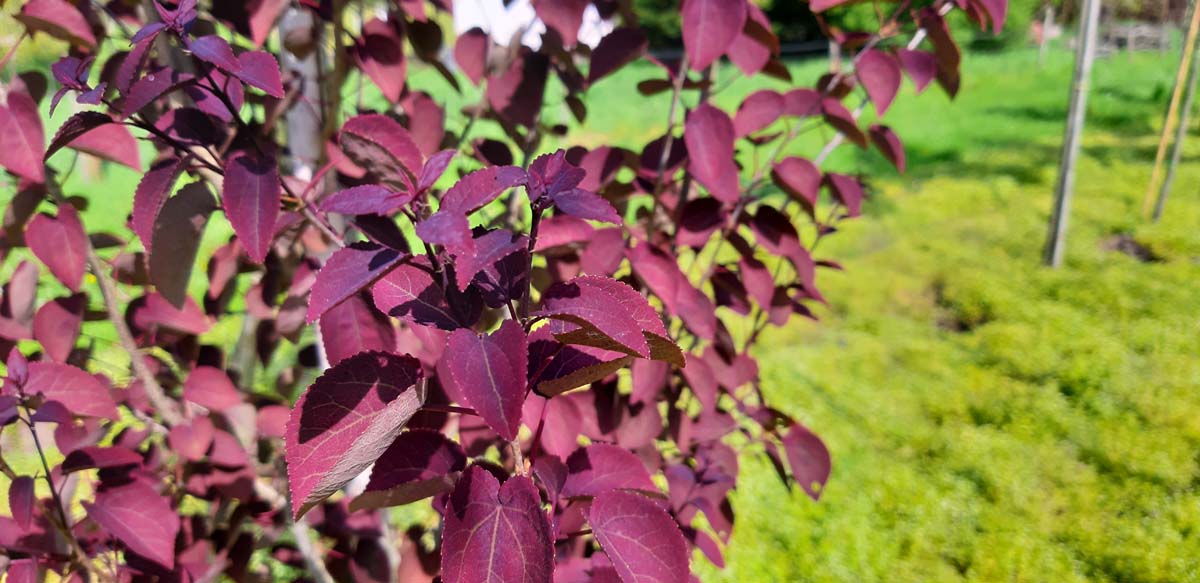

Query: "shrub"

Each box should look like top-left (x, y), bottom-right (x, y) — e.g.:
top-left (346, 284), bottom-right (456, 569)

top-left (0, 0), bottom-right (1004, 579)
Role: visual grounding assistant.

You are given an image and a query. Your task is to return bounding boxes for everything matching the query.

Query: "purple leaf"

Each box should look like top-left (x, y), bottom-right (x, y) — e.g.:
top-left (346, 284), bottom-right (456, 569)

top-left (0, 87), bottom-right (46, 183)
top-left (84, 481), bottom-right (180, 569)
top-left (782, 88), bottom-right (822, 118)
top-left (676, 197), bottom-right (724, 249)
top-left (897, 49), bottom-right (937, 94)
top-left (168, 416), bottom-right (215, 461)
top-left (44, 111), bottom-right (112, 164)
top-left (441, 466), bottom-right (553, 583)
top-left (445, 320), bottom-right (528, 440)
top-left (590, 489), bottom-right (691, 583)
top-left (117, 36), bottom-right (155, 94)
top-left (321, 185), bottom-right (412, 216)
top-left (222, 151), bottom-right (281, 264)
top-left (61, 446), bottom-right (142, 473)
top-left (681, 0), bottom-right (747, 71)
top-left (857, 49), bottom-right (901, 116)
top-left (454, 28), bottom-right (489, 86)
top-left (150, 183), bottom-right (216, 309)
top-left (921, 8), bottom-right (962, 97)
top-left (527, 327), bottom-right (632, 397)
top-left (536, 276), bottom-right (652, 358)
top-left (415, 211), bottom-right (473, 254)
top-left (307, 242), bottom-right (407, 323)
top-left (120, 66), bottom-right (193, 119)
top-left (183, 366), bottom-right (243, 411)
top-left (810, 0), bottom-right (854, 12)
top-left (684, 104), bottom-right (740, 203)
top-left (821, 98), bottom-right (867, 149)
top-left (454, 229), bottom-right (528, 291)
top-left (403, 92), bottom-right (445, 157)
top-left (133, 157), bottom-right (186, 252)
top-left (319, 293), bottom-right (397, 365)
top-left (65, 121), bottom-right (141, 170)
top-left (628, 243), bottom-right (717, 342)
top-left (372, 258), bottom-right (479, 330)
top-left (32, 294), bottom-right (85, 363)
top-left (341, 114), bottom-right (424, 190)
top-left (869, 125), bottom-right (906, 173)
top-left (352, 430), bottom-right (467, 511)
top-left (486, 51), bottom-right (549, 127)
top-left (188, 35), bottom-right (243, 73)
top-left (354, 18), bottom-right (407, 104)
top-left (133, 292), bottom-right (213, 335)
top-left (25, 204), bottom-right (87, 292)
top-left (9, 476), bottom-right (34, 530)
top-left (15, 0), bottom-right (97, 49)
top-left (532, 0), bottom-right (589, 46)
top-left (439, 165), bottom-right (528, 215)
top-left (562, 444), bottom-right (659, 498)
top-left (418, 149), bottom-right (456, 192)
top-left (824, 172), bottom-right (865, 217)
top-left (25, 362), bottom-right (118, 419)
top-left (580, 227), bottom-right (626, 276)
top-left (589, 28), bottom-right (648, 84)
top-left (727, 3), bottom-right (776, 76)
top-left (771, 157), bottom-right (821, 217)
top-left (550, 189), bottom-right (621, 224)
top-left (733, 89), bottom-right (784, 137)
top-left (782, 422), bottom-right (831, 500)
top-left (285, 351), bottom-right (424, 519)
top-left (234, 50), bottom-right (285, 98)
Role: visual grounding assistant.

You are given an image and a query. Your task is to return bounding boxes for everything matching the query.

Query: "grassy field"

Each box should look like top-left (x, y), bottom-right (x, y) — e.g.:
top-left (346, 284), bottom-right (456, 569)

top-left (4, 30), bottom-right (1200, 582)
top-left (680, 49), bottom-right (1200, 582)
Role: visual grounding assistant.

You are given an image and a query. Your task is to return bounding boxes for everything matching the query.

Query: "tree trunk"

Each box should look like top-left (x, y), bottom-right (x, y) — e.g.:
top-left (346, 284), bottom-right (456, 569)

top-left (1044, 0), bottom-right (1102, 267)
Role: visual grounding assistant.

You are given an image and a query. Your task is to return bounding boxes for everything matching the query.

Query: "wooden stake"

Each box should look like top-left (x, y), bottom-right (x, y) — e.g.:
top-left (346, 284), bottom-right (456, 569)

top-left (1044, 0), bottom-right (1103, 267)
top-left (1154, 28), bottom-right (1200, 221)
top-left (1143, 0), bottom-right (1200, 217)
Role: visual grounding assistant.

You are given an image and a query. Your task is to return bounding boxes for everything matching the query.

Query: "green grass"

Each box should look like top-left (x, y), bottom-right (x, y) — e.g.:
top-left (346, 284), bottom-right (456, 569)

top-left (683, 49), bottom-right (1200, 582)
top-left (3, 27), bottom-right (1199, 581)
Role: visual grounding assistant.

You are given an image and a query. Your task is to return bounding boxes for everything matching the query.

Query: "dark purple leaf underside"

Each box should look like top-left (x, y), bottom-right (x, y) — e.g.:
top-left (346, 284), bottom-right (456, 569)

top-left (285, 351), bottom-right (424, 519)
top-left (590, 489), bottom-right (691, 583)
top-left (189, 35), bottom-right (242, 73)
top-left (869, 125), bottom-right (906, 173)
top-left (821, 98), bottom-right (867, 149)
top-left (727, 3), bottom-right (775, 76)
top-left (44, 111), bottom-right (112, 164)
top-left (589, 27), bottom-right (648, 84)
top-left (9, 476), bottom-right (34, 529)
top-left (150, 183), bottom-right (216, 309)
top-left (352, 429), bottom-right (467, 511)
top-left (61, 445), bottom-right (142, 473)
top-left (441, 466), bottom-right (553, 583)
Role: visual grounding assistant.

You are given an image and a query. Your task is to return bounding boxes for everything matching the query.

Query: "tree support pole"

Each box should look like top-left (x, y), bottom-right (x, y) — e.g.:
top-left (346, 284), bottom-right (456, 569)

top-left (1044, 0), bottom-right (1102, 267)
top-left (1143, 0), bottom-right (1200, 217)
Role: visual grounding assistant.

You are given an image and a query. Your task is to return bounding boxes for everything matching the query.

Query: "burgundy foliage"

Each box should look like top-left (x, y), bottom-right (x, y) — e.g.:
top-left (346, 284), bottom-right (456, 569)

top-left (0, 0), bottom-right (1003, 580)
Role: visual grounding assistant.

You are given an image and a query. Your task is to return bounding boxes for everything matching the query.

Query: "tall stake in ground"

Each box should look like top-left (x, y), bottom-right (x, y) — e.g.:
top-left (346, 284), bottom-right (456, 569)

top-left (1143, 0), bottom-right (1200, 216)
top-left (1044, 0), bottom-right (1102, 267)
top-left (1153, 25), bottom-right (1200, 221)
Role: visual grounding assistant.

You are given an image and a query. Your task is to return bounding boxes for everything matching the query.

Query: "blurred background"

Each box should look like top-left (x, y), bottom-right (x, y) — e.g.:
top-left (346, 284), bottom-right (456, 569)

top-left (2, 0), bottom-right (1199, 580)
